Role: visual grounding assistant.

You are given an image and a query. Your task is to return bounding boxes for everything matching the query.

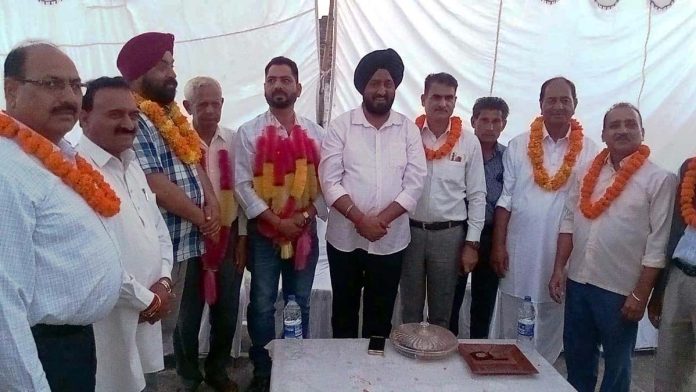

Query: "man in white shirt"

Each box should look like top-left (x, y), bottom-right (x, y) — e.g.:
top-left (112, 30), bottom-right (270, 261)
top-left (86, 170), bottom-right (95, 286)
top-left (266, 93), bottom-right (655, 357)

top-left (549, 103), bottom-right (675, 392)
top-left (235, 57), bottom-right (327, 392)
top-left (400, 73), bottom-right (486, 329)
top-left (0, 42), bottom-right (122, 391)
top-left (490, 77), bottom-right (598, 362)
top-left (181, 76), bottom-right (246, 392)
top-left (649, 157), bottom-right (696, 392)
top-left (78, 76), bottom-right (175, 392)
top-left (319, 48), bottom-right (427, 339)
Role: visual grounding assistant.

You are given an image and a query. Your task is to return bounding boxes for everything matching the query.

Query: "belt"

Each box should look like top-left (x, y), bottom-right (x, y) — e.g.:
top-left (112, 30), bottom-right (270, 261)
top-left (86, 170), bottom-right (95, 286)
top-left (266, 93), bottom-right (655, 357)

top-left (31, 324), bottom-right (91, 338)
top-left (674, 258), bottom-right (696, 277)
top-left (409, 219), bottom-right (465, 231)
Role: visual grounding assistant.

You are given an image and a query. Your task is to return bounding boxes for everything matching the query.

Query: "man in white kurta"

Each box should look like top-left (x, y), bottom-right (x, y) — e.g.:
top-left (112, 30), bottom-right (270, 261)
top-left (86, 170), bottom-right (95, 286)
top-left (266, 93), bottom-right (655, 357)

top-left (78, 77), bottom-right (174, 392)
top-left (489, 77), bottom-right (597, 363)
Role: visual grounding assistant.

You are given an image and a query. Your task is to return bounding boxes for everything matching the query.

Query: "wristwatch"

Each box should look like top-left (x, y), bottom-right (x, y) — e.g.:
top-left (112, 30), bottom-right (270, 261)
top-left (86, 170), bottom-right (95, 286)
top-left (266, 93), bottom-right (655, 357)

top-left (302, 211), bottom-right (311, 225)
top-left (465, 241), bottom-right (480, 250)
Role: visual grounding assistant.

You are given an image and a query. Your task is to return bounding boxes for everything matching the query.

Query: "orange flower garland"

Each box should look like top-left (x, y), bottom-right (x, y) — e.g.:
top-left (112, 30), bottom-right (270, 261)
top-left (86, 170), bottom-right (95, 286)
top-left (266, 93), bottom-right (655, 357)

top-left (528, 116), bottom-right (584, 191)
top-left (0, 113), bottom-right (120, 217)
top-left (679, 158), bottom-right (696, 227)
top-left (415, 115), bottom-right (462, 160)
top-left (579, 145), bottom-right (650, 219)
top-left (135, 94), bottom-right (202, 164)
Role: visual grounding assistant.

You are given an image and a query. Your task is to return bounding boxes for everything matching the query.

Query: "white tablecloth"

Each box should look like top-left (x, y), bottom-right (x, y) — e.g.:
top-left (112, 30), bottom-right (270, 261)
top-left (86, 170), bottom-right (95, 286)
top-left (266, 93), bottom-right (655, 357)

top-left (267, 339), bottom-right (575, 392)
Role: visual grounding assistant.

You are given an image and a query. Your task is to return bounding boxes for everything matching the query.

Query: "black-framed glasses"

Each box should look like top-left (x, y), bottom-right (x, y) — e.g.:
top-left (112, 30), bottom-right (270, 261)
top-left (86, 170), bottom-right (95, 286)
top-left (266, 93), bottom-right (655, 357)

top-left (18, 78), bottom-right (85, 94)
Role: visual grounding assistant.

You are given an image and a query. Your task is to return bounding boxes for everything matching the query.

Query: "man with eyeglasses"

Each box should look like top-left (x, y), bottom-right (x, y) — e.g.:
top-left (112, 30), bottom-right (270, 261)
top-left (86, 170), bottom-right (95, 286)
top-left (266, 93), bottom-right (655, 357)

top-left (0, 42), bottom-right (122, 391)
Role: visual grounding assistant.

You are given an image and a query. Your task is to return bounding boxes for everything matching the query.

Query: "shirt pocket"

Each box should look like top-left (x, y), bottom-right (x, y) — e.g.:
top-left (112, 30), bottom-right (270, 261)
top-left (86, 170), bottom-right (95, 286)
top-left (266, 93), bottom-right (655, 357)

top-left (436, 160), bottom-right (466, 189)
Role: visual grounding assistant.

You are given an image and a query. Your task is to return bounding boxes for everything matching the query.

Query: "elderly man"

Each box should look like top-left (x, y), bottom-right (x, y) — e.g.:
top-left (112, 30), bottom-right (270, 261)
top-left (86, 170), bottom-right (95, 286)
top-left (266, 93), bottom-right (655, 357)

top-left (77, 76), bottom-right (175, 392)
top-left (649, 160), bottom-right (696, 390)
top-left (400, 72), bottom-right (486, 329)
top-left (490, 77), bottom-right (598, 362)
top-left (117, 32), bottom-right (220, 391)
top-left (450, 96), bottom-right (509, 338)
top-left (319, 49), bottom-right (427, 339)
top-left (235, 56), bottom-right (327, 392)
top-left (0, 42), bottom-right (121, 391)
top-left (180, 76), bottom-right (247, 392)
top-left (549, 103), bottom-right (675, 392)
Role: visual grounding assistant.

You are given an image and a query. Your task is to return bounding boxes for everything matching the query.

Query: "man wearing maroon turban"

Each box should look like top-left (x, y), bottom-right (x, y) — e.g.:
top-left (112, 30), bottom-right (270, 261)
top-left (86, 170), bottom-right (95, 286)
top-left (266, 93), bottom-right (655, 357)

top-left (117, 32), bottom-right (224, 392)
top-left (319, 49), bottom-right (427, 339)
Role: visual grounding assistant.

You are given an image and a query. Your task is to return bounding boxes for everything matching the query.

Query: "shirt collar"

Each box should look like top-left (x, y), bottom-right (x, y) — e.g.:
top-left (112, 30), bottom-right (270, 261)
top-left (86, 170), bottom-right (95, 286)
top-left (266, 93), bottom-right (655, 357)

top-left (78, 135), bottom-right (136, 169)
top-left (201, 126), bottom-right (229, 148)
top-left (264, 110), bottom-right (299, 130)
top-left (352, 105), bottom-right (403, 130)
top-left (542, 123), bottom-right (570, 142)
top-left (421, 117), bottom-right (452, 138)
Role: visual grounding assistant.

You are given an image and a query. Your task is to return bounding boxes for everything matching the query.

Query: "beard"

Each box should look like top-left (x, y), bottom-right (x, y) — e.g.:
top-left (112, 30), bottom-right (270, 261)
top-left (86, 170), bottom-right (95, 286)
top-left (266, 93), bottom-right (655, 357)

top-left (363, 94), bottom-right (394, 115)
top-left (265, 90), bottom-right (298, 109)
top-left (141, 76), bottom-right (177, 105)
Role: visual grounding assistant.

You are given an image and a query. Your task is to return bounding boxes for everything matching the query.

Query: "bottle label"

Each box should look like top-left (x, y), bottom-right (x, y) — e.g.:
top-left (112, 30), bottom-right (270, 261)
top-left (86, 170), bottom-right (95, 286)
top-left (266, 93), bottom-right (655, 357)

top-left (284, 319), bottom-right (303, 339)
top-left (517, 320), bottom-right (534, 337)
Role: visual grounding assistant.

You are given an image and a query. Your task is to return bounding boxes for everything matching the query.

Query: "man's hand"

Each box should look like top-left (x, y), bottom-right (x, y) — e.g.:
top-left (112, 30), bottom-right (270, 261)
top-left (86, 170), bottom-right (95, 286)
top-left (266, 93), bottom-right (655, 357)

top-left (621, 294), bottom-right (647, 322)
top-left (139, 280), bottom-right (175, 324)
top-left (277, 219), bottom-right (303, 241)
top-left (235, 235), bottom-right (248, 273)
top-left (647, 294), bottom-right (663, 328)
top-left (548, 269), bottom-right (566, 304)
top-left (460, 244), bottom-right (478, 274)
top-left (198, 207), bottom-right (221, 238)
top-left (490, 243), bottom-right (509, 278)
top-left (356, 215), bottom-right (388, 242)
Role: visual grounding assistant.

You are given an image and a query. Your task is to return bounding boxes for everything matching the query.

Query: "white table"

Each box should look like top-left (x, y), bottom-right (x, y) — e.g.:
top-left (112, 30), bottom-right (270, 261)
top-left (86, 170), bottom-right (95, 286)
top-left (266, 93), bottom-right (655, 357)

top-left (267, 339), bottom-right (575, 392)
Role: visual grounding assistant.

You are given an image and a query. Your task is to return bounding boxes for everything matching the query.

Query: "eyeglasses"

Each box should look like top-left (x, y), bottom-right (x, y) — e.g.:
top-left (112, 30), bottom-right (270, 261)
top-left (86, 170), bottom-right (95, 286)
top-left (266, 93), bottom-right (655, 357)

top-left (18, 78), bottom-right (85, 94)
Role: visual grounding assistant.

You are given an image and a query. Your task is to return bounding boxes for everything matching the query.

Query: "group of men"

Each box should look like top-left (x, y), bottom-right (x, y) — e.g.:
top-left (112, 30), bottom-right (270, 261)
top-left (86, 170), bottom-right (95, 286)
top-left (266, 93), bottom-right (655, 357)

top-left (0, 30), bottom-right (694, 392)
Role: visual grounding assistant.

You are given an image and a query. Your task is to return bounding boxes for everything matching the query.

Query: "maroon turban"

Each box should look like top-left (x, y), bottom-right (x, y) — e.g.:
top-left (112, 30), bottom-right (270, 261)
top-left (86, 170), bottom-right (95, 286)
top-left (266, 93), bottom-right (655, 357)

top-left (117, 32), bottom-right (175, 82)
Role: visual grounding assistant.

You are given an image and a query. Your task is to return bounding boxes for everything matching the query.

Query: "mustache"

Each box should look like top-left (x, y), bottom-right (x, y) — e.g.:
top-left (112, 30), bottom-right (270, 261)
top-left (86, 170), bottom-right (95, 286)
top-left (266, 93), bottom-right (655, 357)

top-left (51, 103), bottom-right (78, 115)
top-left (115, 127), bottom-right (135, 134)
top-left (164, 78), bottom-right (177, 88)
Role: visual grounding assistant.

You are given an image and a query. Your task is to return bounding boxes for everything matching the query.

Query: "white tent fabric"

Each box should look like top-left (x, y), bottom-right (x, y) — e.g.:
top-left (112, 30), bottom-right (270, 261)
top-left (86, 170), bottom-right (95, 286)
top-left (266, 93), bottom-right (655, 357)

top-left (330, 0), bottom-right (696, 171)
top-left (0, 0), bottom-right (321, 142)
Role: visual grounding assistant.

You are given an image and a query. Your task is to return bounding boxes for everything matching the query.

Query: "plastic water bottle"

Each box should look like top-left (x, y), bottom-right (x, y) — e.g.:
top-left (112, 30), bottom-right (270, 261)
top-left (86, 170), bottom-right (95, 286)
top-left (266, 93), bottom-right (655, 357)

top-left (516, 296), bottom-right (535, 352)
top-left (283, 295), bottom-right (303, 339)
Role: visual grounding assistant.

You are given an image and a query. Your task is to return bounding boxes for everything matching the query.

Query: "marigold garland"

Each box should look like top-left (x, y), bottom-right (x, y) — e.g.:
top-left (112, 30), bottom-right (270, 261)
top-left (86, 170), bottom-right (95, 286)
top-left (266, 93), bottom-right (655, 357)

top-left (0, 112), bottom-right (120, 217)
top-left (252, 125), bottom-right (320, 265)
top-left (579, 145), bottom-right (650, 219)
top-left (528, 116), bottom-right (584, 191)
top-left (415, 115), bottom-right (462, 160)
top-left (679, 158), bottom-right (696, 227)
top-left (135, 94), bottom-right (202, 164)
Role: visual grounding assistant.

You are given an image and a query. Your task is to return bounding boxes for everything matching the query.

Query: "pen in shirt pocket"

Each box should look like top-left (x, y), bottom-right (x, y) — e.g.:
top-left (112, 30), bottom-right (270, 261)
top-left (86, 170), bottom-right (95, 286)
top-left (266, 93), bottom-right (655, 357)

top-left (142, 188), bottom-right (150, 201)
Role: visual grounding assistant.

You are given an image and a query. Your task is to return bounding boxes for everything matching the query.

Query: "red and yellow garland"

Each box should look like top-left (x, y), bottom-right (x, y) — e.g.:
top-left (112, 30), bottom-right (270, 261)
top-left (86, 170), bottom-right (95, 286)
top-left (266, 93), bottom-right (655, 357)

top-left (528, 116), bottom-right (584, 191)
top-left (579, 145), bottom-right (650, 219)
top-left (415, 115), bottom-right (462, 160)
top-left (679, 158), bottom-right (696, 227)
top-left (252, 125), bottom-right (320, 267)
top-left (135, 94), bottom-right (202, 165)
top-left (0, 112), bottom-right (120, 217)
top-left (200, 147), bottom-right (236, 304)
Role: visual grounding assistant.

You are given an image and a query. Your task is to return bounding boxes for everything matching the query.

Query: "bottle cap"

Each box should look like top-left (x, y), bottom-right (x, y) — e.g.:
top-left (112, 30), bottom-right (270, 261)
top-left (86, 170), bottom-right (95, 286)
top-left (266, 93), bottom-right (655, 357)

top-left (287, 294), bottom-right (296, 302)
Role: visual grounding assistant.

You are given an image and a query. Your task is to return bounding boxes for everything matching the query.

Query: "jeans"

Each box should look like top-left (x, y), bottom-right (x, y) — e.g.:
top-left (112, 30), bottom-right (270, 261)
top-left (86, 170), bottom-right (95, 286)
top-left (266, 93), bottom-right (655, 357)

top-left (327, 243), bottom-right (404, 338)
top-left (174, 225), bottom-right (244, 382)
top-left (247, 220), bottom-right (319, 377)
top-left (32, 324), bottom-right (96, 391)
top-left (564, 279), bottom-right (638, 392)
top-left (450, 225), bottom-right (498, 338)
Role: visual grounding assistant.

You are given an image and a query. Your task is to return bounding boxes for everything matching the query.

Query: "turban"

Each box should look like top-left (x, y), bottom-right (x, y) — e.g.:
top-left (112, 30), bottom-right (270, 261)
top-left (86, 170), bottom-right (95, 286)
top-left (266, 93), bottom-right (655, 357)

top-left (353, 48), bottom-right (404, 94)
top-left (117, 32), bottom-right (175, 82)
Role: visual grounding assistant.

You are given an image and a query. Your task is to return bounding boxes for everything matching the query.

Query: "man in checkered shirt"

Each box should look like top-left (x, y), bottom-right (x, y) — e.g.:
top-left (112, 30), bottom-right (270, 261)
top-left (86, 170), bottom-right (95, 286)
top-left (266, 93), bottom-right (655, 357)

top-left (117, 32), bottom-right (221, 391)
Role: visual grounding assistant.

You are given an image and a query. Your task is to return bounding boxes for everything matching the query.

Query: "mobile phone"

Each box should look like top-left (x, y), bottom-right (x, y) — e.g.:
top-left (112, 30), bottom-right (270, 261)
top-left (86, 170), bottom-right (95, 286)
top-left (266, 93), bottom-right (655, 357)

top-left (368, 336), bottom-right (386, 355)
